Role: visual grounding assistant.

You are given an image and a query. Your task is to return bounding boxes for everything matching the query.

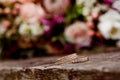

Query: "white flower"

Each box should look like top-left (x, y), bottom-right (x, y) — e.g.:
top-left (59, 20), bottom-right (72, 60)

top-left (64, 22), bottom-right (91, 46)
top-left (30, 23), bottom-right (43, 37)
top-left (19, 22), bottom-right (31, 38)
top-left (82, 7), bottom-right (91, 16)
top-left (76, 0), bottom-right (96, 7)
top-left (84, 0), bottom-right (96, 7)
top-left (92, 6), bottom-right (101, 14)
top-left (15, 17), bottom-right (22, 25)
top-left (112, 0), bottom-right (120, 12)
top-left (76, 0), bottom-right (84, 6)
top-left (76, 0), bottom-right (97, 17)
top-left (19, 22), bottom-right (44, 41)
top-left (98, 10), bottom-right (120, 40)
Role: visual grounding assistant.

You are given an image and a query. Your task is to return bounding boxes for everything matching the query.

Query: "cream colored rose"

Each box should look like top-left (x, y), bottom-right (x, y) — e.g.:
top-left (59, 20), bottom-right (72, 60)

top-left (18, 22), bottom-right (44, 41)
top-left (20, 2), bottom-right (45, 23)
top-left (98, 10), bottom-right (120, 40)
top-left (64, 22), bottom-right (91, 46)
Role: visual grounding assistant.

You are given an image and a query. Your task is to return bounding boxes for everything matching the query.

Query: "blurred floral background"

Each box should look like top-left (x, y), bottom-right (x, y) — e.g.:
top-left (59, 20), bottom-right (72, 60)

top-left (0, 0), bottom-right (119, 59)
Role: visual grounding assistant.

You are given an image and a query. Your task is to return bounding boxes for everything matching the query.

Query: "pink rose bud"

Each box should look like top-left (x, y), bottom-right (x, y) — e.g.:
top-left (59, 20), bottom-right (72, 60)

top-left (88, 30), bottom-right (95, 37)
top-left (2, 20), bottom-right (10, 28)
top-left (91, 13), bottom-right (99, 20)
top-left (14, 3), bottom-right (21, 10)
top-left (86, 21), bottom-right (94, 29)
top-left (4, 8), bottom-right (10, 14)
top-left (12, 10), bottom-right (17, 15)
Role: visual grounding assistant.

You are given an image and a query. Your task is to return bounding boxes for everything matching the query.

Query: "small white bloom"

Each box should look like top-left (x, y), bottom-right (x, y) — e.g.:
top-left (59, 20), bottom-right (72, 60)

top-left (15, 17), bottom-right (22, 25)
top-left (19, 22), bottom-right (44, 41)
top-left (30, 23), bottom-right (44, 37)
top-left (76, 0), bottom-right (84, 6)
top-left (84, 0), bottom-right (96, 7)
top-left (76, 0), bottom-right (97, 17)
top-left (19, 22), bottom-right (31, 36)
top-left (98, 10), bottom-right (120, 40)
top-left (86, 16), bottom-right (93, 21)
top-left (82, 7), bottom-right (91, 16)
top-left (92, 6), bottom-right (101, 14)
top-left (76, 0), bottom-right (96, 7)
top-left (112, 0), bottom-right (120, 12)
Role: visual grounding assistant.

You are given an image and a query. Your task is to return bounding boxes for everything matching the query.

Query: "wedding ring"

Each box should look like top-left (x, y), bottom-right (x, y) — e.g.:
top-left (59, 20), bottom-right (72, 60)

top-left (55, 53), bottom-right (78, 65)
top-left (55, 53), bottom-right (89, 65)
top-left (72, 56), bottom-right (89, 63)
top-left (56, 53), bottom-right (78, 62)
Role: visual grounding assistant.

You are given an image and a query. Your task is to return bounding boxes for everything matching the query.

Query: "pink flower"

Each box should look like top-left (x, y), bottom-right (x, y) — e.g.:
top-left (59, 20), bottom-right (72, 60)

top-left (14, 3), bottom-right (21, 10)
top-left (64, 22), bottom-right (91, 46)
top-left (0, 20), bottom-right (10, 35)
top-left (4, 8), bottom-right (11, 14)
top-left (20, 2), bottom-right (45, 23)
top-left (2, 20), bottom-right (10, 28)
top-left (43, 0), bottom-right (70, 16)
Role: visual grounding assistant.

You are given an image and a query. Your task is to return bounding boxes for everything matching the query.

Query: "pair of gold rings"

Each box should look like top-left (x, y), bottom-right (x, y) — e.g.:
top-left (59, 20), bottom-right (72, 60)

top-left (55, 53), bottom-right (89, 65)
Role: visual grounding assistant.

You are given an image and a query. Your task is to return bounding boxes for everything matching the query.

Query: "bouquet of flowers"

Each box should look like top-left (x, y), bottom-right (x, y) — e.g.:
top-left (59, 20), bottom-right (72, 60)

top-left (0, 0), bottom-right (119, 59)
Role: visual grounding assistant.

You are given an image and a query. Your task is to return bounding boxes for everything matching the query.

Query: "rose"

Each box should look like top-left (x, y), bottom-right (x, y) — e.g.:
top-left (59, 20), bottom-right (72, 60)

top-left (64, 22), bottom-right (91, 46)
top-left (43, 0), bottom-right (70, 16)
top-left (20, 2), bottom-right (45, 23)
